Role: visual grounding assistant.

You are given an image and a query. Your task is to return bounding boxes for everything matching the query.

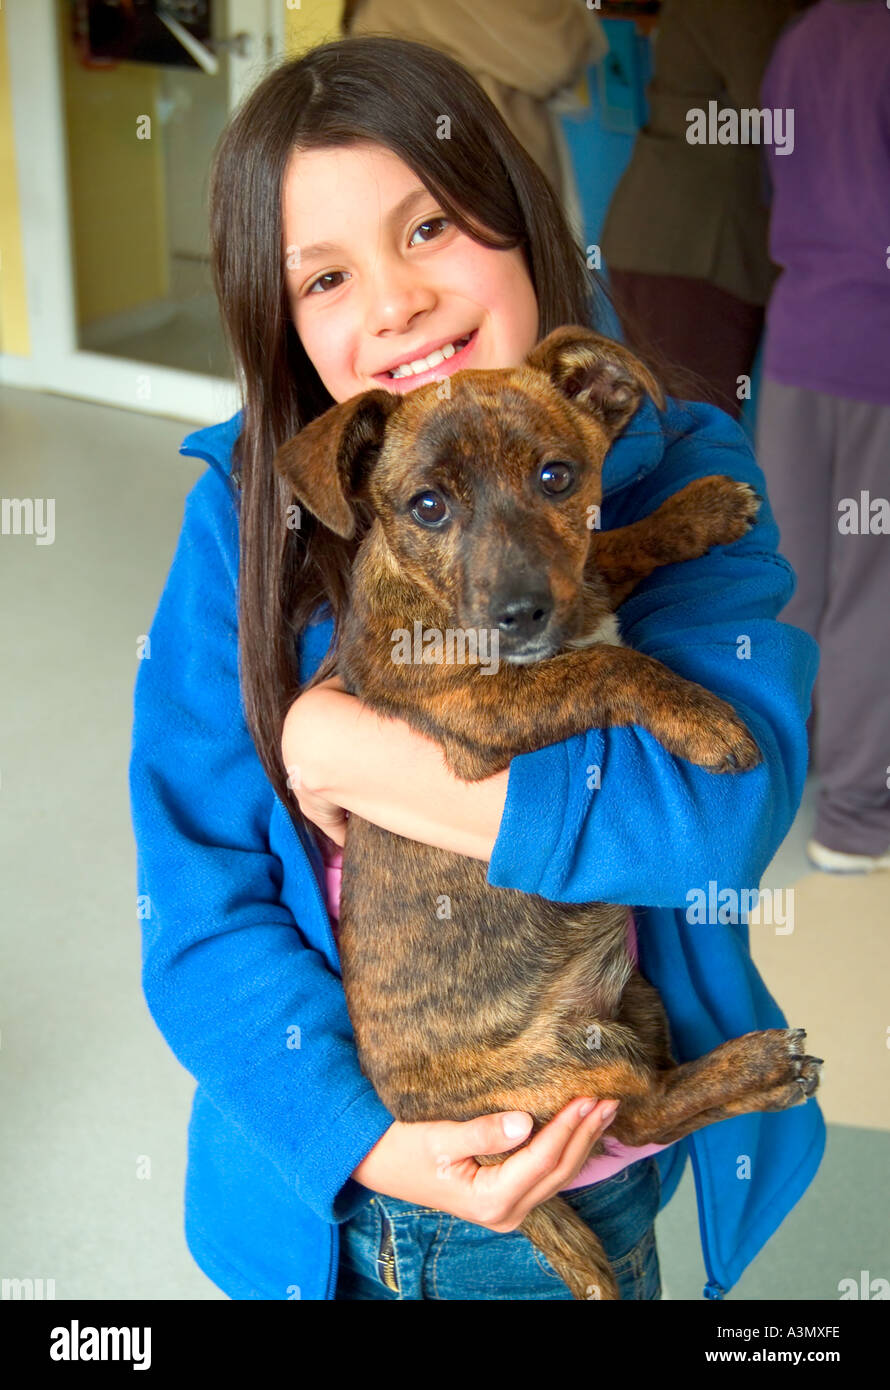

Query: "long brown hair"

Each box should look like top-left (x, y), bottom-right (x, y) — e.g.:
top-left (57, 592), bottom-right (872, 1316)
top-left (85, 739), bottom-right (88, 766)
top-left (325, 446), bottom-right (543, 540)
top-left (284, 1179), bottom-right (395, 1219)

top-left (207, 34), bottom-right (679, 821)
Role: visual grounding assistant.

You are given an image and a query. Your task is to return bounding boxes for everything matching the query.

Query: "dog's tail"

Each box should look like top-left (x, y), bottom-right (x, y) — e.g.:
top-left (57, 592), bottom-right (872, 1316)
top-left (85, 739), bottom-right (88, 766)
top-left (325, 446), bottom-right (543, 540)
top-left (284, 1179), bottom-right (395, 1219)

top-left (519, 1197), bottom-right (620, 1301)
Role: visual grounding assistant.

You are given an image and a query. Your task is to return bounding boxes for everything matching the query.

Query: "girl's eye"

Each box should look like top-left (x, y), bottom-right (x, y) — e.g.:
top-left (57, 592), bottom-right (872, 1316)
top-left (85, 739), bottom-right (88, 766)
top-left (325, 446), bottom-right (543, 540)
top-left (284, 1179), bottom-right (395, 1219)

top-left (303, 218), bottom-right (448, 294)
top-left (409, 490), bottom-right (450, 527)
top-left (409, 216), bottom-right (450, 247)
top-left (539, 461), bottom-right (575, 496)
top-left (306, 270), bottom-right (347, 295)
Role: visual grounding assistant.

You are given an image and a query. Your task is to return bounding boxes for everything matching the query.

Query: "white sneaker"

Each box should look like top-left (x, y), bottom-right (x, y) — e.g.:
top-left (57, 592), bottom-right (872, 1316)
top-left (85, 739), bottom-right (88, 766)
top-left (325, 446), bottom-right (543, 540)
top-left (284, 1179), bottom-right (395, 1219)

top-left (806, 838), bottom-right (890, 874)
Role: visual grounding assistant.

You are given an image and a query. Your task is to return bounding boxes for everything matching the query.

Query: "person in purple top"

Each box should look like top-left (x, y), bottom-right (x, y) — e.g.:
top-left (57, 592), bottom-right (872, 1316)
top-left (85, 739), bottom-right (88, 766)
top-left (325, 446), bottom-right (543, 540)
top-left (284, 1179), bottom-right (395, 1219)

top-left (756, 0), bottom-right (890, 873)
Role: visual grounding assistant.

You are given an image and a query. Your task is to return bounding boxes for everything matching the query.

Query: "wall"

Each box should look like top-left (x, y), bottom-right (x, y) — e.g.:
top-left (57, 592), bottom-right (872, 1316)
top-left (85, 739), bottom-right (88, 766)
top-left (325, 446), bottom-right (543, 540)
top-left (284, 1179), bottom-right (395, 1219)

top-left (0, 5), bottom-right (30, 356)
top-left (58, 0), bottom-right (168, 328)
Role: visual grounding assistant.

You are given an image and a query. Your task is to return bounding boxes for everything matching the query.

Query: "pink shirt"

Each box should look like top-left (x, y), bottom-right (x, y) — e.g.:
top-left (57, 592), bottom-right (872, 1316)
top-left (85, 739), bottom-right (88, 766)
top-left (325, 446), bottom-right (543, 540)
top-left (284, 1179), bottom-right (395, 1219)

top-left (320, 839), bottom-right (669, 1190)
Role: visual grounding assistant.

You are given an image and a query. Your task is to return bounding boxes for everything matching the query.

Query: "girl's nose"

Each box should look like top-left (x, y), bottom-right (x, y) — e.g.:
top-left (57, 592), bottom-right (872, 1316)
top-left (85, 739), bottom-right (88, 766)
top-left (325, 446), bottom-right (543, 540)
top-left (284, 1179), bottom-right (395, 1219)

top-left (364, 266), bottom-right (437, 338)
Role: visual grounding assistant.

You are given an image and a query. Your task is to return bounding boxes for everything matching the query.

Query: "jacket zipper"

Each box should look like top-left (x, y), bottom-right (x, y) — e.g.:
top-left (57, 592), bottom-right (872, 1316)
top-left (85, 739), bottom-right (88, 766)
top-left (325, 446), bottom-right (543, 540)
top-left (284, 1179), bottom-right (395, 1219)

top-left (687, 1135), bottom-right (726, 1299)
top-left (275, 788), bottom-right (348, 1304)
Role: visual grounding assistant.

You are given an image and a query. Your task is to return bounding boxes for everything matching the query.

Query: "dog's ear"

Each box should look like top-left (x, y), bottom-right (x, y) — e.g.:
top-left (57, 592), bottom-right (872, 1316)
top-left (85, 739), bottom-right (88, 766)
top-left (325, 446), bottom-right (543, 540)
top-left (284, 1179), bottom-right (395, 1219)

top-left (273, 389), bottom-right (400, 539)
top-left (525, 326), bottom-right (665, 438)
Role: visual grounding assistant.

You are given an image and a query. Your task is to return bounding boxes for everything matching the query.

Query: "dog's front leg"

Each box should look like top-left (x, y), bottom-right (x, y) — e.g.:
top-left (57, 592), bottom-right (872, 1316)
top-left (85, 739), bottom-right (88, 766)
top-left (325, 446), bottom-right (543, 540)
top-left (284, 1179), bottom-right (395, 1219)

top-left (349, 639), bottom-right (761, 782)
top-left (592, 475), bottom-right (761, 607)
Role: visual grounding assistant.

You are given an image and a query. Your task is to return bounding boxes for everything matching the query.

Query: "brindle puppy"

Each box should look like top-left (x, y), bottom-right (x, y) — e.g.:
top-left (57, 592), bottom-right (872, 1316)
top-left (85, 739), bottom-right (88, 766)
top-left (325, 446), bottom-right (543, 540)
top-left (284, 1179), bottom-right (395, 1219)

top-left (275, 326), bottom-right (822, 1301)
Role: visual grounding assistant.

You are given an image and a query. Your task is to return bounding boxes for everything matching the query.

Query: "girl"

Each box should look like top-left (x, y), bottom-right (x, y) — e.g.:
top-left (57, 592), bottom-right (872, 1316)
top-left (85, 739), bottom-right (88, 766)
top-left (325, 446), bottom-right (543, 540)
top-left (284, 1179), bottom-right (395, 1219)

top-left (129, 35), bottom-right (825, 1301)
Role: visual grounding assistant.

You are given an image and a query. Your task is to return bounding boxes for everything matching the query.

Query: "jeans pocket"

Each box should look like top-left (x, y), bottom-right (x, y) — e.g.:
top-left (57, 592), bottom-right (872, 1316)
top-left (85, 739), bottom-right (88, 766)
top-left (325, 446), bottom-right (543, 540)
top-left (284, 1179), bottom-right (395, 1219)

top-left (616, 1225), bottom-right (661, 1301)
top-left (533, 1159), bottom-right (661, 1288)
top-left (533, 1221), bottom-right (660, 1300)
top-left (567, 1166), bottom-right (631, 1198)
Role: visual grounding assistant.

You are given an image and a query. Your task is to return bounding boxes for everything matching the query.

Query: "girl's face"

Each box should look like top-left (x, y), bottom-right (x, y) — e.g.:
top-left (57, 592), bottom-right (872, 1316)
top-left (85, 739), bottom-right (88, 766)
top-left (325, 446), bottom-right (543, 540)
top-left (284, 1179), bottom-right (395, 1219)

top-left (282, 141), bottom-right (540, 404)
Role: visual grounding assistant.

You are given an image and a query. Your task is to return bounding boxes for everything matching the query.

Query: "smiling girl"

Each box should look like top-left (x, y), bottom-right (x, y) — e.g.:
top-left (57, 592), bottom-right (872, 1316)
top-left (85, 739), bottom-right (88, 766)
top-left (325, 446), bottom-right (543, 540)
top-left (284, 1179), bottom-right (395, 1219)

top-left (129, 36), bottom-right (824, 1301)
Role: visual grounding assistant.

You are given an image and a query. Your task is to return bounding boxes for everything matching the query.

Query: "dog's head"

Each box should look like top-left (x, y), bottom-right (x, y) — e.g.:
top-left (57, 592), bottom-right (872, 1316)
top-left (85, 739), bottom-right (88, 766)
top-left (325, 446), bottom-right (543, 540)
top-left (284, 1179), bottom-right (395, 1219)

top-left (275, 326), bottom-right (663, 662)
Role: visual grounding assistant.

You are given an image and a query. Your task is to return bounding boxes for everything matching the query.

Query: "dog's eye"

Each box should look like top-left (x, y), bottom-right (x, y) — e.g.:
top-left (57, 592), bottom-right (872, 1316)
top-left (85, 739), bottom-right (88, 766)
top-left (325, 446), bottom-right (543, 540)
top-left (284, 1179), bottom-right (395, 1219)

top-left (409, 491), bottom-right (450, 527)
top-left (539, 462), bottom-right (575, 496)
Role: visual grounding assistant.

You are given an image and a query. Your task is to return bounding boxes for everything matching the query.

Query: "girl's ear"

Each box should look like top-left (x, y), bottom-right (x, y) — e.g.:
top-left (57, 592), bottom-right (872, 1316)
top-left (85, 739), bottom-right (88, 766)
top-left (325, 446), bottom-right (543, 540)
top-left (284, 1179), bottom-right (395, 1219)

top-left (273, 389), bottom-right (400, 539)
top-left (525, 325), bottom-right (665, 438)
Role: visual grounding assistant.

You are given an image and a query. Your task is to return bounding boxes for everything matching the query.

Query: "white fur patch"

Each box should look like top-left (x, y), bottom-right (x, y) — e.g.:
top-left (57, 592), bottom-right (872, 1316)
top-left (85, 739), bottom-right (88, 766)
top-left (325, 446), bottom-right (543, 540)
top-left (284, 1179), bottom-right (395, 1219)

top-left (565, 610), bottom-right (624, 650)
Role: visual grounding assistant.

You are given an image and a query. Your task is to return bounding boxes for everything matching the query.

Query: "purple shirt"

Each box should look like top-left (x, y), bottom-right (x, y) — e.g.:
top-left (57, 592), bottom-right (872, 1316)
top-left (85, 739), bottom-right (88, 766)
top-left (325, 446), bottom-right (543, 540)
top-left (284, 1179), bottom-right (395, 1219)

top-left (760, 0), bottom-right (890, 406)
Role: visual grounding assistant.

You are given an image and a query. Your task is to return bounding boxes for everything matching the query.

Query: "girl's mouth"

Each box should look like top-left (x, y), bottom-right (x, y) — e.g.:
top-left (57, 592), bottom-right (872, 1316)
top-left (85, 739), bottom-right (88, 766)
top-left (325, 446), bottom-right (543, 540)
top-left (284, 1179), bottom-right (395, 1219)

top-left (372, 328), bottom-right (479, 391)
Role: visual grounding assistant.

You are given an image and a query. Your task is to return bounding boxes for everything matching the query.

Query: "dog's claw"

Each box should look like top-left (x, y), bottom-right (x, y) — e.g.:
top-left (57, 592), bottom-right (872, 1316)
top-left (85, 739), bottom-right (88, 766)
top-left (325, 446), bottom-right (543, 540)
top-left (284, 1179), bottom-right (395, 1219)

top-left (797, 1071), bottom-right (820, 1097)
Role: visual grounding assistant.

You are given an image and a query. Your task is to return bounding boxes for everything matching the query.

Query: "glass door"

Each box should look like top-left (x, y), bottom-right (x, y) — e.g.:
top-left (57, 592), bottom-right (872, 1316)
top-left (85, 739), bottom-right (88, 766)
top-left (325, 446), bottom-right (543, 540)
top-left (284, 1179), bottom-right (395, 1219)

top-left (3, 0), bottom-right (287, 423)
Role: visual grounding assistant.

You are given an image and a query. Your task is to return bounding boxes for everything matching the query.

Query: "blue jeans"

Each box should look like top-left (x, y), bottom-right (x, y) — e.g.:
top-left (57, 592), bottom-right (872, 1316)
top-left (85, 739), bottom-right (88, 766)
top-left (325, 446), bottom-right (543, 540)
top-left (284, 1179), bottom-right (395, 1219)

top-left (334, 1155), bottom-right (662, 1300)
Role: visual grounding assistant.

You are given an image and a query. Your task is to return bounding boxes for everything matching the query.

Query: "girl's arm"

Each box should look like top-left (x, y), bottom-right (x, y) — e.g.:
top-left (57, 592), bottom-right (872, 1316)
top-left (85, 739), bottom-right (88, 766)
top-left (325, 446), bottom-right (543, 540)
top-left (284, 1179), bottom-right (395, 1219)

top-left (289, 399), bottom-right (818, 907)
top-left (283, 678), bottom-right (509, 861)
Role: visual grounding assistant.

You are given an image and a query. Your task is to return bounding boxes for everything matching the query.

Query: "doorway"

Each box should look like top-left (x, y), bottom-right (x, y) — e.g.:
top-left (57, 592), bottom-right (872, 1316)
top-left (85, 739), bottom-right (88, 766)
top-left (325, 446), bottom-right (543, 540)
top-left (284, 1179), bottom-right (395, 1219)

top-left (2, 0), bottom-right (288, 423)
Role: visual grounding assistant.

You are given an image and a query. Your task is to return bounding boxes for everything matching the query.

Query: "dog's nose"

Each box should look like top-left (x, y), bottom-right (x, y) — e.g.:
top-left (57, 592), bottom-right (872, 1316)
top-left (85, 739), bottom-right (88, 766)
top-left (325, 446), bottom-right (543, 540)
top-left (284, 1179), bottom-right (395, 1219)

top-left (493, 591), bottom-right (553, 641)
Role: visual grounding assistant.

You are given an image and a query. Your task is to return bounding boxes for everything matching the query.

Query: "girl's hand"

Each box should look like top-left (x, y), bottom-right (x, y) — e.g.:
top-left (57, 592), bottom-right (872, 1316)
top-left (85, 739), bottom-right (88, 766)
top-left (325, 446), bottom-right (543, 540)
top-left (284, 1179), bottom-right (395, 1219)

top-left (351, 1098), bottom-right (620, 1229)
top-left (280, 677), bottom-right (509, 858)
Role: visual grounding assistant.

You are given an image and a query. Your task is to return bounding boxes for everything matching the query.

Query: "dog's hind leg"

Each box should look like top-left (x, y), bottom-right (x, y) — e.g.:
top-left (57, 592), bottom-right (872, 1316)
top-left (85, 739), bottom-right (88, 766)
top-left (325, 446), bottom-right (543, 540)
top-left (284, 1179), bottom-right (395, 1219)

top-left (608, 1028), bottom-right (823, 1148)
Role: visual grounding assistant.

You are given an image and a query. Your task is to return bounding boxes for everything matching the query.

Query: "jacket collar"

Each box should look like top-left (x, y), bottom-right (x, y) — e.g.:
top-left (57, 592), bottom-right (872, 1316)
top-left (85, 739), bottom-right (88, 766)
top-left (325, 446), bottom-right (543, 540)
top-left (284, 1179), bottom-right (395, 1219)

top-left (179, 410), bottom-right (244, 485)
top-left (176, 396), bottom-right (667, 497)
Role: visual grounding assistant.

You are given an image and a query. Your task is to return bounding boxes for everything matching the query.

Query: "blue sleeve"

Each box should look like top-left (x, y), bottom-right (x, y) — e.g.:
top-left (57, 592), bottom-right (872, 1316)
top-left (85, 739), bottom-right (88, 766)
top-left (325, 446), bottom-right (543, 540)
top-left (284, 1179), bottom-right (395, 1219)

top-left (128, 467), bottom-right (393, 1225)
top-left (487, 402), bottom-right (819, 908)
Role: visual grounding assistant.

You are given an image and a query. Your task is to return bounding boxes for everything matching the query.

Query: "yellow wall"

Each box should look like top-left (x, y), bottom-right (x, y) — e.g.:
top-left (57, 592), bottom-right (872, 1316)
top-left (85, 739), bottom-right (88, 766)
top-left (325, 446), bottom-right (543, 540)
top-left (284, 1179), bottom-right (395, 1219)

top-left (0, 2), bottom-right (345, 361)
top-left (284, 1), bottom-right (344, 56)
top-left (58, 0), bottom-right (167, 327)
top-left (0, 6), bottom-right (30, 356)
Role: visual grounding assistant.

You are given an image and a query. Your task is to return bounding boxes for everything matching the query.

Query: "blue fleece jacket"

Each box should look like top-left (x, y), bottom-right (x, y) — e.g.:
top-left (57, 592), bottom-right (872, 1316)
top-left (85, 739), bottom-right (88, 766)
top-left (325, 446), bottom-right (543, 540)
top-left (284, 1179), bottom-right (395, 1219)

top-left (128, 392), bottom-right (825, 1301)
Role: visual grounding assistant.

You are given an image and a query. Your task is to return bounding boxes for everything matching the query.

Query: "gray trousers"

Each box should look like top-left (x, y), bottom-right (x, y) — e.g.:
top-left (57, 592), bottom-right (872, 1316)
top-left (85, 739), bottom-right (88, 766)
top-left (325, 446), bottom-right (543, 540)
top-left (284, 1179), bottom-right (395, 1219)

top-left (755, 377), bottom-right (890, 855)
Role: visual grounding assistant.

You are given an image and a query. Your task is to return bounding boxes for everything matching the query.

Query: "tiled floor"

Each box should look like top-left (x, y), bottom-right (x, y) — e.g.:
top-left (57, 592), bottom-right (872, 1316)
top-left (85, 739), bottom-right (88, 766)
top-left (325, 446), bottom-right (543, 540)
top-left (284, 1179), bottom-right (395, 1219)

top-left (0, 385), bottom-right (887, 1300)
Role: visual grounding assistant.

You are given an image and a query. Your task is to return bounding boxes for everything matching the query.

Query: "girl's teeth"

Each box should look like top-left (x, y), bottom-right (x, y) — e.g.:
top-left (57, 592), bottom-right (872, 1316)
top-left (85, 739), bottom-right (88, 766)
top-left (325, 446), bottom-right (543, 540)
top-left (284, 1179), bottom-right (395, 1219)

top-left (389, 335), bottom-right (470, 378)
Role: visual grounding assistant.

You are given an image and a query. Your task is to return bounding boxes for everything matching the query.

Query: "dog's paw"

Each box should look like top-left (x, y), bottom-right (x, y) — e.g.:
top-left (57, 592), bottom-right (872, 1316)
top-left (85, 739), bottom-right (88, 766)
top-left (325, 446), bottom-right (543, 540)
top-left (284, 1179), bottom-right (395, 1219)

top-left (665, 475), bottom-right (762, 551)
top-left (742, 1027), bottom-right (824, 1099)
top-left (732, 481), bottom-right (762, 527)
top-left (705, 478), bottom-right (762, 545)
top-left (682, 703), bottom-right (762, 773)
top-left (705, 721), bottom-right (762, 773)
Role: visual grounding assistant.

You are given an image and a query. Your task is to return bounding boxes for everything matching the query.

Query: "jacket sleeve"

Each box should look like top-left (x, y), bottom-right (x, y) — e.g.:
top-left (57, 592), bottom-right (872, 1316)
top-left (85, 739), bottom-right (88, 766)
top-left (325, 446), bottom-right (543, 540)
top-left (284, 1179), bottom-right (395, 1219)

top-left (487, 401), bottom-right (819, 907)
top-left (128, 466), bottom-right (394, 1225)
